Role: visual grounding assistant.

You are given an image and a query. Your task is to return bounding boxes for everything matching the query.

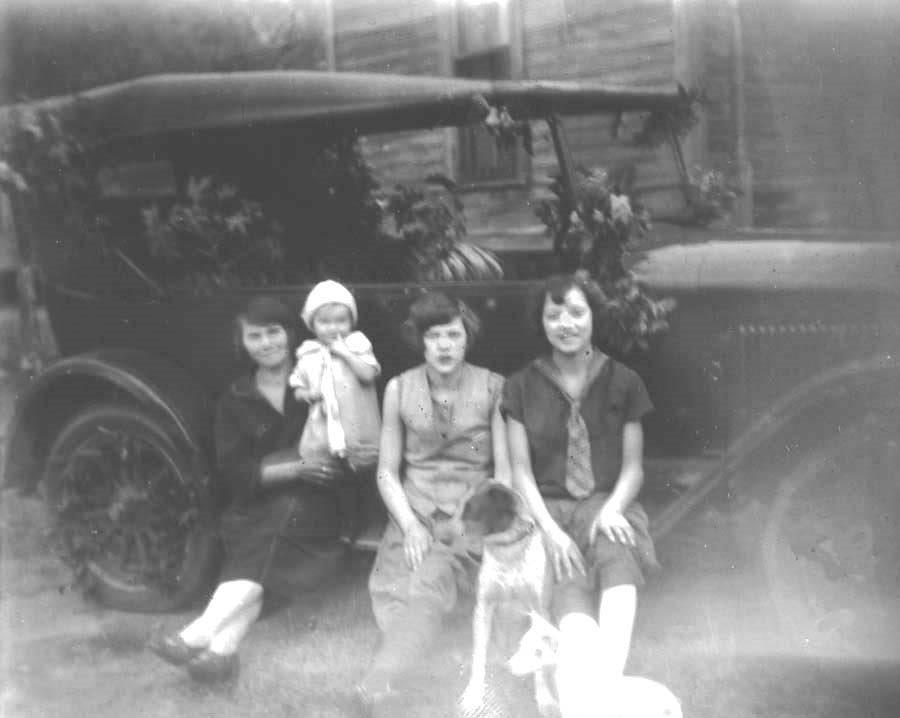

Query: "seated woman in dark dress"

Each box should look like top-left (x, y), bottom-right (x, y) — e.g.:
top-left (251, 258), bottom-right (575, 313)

top-left (502, 274), bottom-right (659, 716)
top-left (149, 296), bottom-right (341, 682)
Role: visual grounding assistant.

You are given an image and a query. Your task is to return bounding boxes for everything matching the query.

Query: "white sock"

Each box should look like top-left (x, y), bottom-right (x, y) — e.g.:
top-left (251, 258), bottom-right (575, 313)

top-left (179, 580), bottom-right (263, 647)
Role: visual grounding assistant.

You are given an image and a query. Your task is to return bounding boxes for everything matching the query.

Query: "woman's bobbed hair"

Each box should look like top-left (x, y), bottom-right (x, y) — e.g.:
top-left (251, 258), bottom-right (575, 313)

top-left (401, 291), bottom-right (482, 354)
top-left (232, 295), bottom-right (298, 363)
top-left (530, 272), bottom-right (608, 347)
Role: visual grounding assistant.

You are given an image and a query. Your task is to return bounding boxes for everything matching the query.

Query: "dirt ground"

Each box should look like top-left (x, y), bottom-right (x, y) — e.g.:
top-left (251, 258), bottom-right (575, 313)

top-left (2, 371), bottom-right (899, 718)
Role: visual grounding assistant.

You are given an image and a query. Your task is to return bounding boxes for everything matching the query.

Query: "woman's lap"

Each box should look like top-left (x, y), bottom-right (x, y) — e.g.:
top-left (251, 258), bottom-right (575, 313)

top-left (544, 492), bottom-right (658, 620)
top-left (219, 487), bottom-right (341, 587)
top-left (368, 517), bottom-right (478, 631)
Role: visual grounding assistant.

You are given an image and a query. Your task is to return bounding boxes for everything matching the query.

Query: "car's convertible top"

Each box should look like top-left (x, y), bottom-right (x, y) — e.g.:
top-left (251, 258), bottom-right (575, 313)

top-left (2, 70), bottom-right (683, 145)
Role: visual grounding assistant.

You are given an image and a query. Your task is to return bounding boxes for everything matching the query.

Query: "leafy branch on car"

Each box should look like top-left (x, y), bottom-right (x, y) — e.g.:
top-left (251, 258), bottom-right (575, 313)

top-left (0, 106), bottom-right (98, 246)
top-left (471, 94), bottom-right (535, 156)
top-left (378, 175), bottom-right (504, 283)
top-left (631, 86), bottom-right (740, 227)
top-left (534, 165), bottom-right (672, 354)
top-left (629, 85), bottom-right (706, 149)
top-left (141, 176), bottom-right (288, 290)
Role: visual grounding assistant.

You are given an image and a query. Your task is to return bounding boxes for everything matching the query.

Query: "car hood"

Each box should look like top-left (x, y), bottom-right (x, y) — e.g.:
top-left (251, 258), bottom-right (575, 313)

top-left (632, 239), bottom-right (900, 294)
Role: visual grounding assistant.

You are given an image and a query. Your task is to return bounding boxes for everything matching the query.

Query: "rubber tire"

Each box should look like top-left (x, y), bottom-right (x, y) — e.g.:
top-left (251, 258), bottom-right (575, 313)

top-left (43, 403), bottom-right (220, 613)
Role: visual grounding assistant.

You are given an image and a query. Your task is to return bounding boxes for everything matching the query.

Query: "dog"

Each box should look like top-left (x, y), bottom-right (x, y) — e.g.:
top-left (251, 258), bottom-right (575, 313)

top-left (508, 611), bottom-right (683, 718)
top-left (457, 481), bottom-right (551, 714)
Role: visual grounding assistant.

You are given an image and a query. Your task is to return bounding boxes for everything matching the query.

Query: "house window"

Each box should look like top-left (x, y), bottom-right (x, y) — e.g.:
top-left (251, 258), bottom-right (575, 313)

top-left (452, 0), bottom-right (522, 186)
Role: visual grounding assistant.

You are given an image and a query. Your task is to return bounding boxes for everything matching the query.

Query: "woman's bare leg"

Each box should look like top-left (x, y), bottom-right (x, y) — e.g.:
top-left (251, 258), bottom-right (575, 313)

top-left (178, 580), bottom-right (264, 648)
top-left (207, 597), bottom-right (264, 655)
top-left (555, 585), bottom-right (637, 718)
top-left (555, 612), bottom-right (603, 718)
top-left (595, 583), bottom-right (637, 677)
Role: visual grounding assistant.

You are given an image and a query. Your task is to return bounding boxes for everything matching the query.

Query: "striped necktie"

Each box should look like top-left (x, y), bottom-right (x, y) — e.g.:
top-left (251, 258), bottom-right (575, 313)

top-left (564, 396), bottom-right (594, 498)
top-left (534, 355), bottom-right (609, 499)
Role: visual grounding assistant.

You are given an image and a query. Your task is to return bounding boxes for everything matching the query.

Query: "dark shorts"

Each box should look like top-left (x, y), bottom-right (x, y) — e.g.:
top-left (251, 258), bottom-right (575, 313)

top-left (544, 491), bottom-right (659, 620)
top-left (218, 485), bottom-right (341, 590)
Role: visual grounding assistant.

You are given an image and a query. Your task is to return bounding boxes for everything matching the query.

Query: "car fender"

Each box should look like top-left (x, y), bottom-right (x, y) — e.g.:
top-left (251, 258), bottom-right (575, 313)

top-left (651, 352), bottom-right (900, 539)
top-left (3, 348), bottom-right (215, 494)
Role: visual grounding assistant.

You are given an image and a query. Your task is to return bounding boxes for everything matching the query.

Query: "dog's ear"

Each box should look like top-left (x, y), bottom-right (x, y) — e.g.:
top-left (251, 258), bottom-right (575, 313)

top-left (462, 484), bottom-right (518, 536)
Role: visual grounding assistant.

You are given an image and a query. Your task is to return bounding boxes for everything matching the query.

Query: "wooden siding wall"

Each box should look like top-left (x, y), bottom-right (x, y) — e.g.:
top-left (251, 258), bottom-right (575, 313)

top-left (333, 0), bottom-right (446, 186)
top-left (698, 0), bottom-right (900, 230)
top-left (519, 0), bottom-right (682, 222)
top-left (331, 0), bottom-right (682, 246)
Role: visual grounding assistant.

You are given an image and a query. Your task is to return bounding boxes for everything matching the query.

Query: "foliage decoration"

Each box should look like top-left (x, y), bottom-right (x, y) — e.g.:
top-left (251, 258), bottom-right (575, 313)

top-left (0, 106), bottom-right (96, 236)
top-left (0, 105), bottom-right (138, 296)
top-left (536, 166), bottom-right (650, 282)
top-left (536, 166), bottom-right (673, 354)
top-left (631, 85), bottom-right (707, 149)
top-left (471, 94), bottom-right (534, 156)
top-left (682, 165), bottom-right (741, 226)
top-left (599, 273), bottom-right (677, 356)
top-left (141, 176), bottom-right (287, 289)
top-left (379, 175), bottom-right (504, 282)
top-left (627, 86), bottom-right (739, 226)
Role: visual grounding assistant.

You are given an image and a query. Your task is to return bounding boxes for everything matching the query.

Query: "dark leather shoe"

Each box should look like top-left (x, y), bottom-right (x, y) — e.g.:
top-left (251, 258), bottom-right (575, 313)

top-left (186, 650), bottom-right (240, 683)
top-left (147, 633), bottom-right (205, 667)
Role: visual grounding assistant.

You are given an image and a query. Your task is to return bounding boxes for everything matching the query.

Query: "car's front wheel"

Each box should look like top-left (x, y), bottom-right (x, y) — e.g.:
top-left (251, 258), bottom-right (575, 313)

top-left (42, 403), bottom-right (220, 612)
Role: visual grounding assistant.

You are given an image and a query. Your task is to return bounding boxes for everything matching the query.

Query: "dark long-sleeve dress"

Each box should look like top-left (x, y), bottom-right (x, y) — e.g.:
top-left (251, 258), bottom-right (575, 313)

top-left (214, 374), bottom-right (341, 586)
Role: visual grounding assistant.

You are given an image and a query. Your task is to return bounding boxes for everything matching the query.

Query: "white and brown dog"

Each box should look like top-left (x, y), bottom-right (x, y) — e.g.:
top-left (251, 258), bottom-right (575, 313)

top-left (456, 481), bottom-right (551, 713)
top-left (509, 611), bottom-right (683, 718)
top-left (455, 482), bottom-right (680, 718)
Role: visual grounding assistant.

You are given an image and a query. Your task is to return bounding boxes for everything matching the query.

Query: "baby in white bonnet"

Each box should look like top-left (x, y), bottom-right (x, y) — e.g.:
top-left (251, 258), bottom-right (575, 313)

top-left (289, 280), bottom-right (381, 471)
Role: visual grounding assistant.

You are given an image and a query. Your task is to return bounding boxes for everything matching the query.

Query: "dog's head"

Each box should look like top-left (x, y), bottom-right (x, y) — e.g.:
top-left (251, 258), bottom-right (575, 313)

top-left (460, 481), bottom-right (523, 542)
top-left (507, 611), bottom-right (560, 676)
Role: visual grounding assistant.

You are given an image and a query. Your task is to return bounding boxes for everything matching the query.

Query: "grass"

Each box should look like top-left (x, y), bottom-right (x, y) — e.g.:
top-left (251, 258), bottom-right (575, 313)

top-left (4, 487), bottom-right (900, 718)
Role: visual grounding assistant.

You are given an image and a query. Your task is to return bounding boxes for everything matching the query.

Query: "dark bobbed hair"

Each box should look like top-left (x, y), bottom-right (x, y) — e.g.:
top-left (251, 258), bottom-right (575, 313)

top-left (530, 272), bottom-right (608, 348)
top-left (401, 291), bottom-right (482, 354)
top-left (232, 295), bottom-right (298, 364)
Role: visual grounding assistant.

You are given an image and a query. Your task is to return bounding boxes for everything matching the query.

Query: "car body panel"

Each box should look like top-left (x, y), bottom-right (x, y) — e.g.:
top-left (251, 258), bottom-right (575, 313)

top-left (4, 71), bottom-right (899, 547)
top-left (4, 348), bottom-right (213, 493)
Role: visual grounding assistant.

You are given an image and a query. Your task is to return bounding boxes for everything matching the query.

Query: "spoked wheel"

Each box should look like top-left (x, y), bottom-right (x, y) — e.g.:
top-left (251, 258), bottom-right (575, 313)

top-left (43, 404), bottom-right (219, 612)
top-left (761, 417), bottom-right (900, 660)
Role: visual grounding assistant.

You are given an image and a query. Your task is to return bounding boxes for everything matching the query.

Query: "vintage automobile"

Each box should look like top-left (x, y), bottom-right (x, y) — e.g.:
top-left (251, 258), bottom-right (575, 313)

top-left (1, 71), bottom-right (898, 662)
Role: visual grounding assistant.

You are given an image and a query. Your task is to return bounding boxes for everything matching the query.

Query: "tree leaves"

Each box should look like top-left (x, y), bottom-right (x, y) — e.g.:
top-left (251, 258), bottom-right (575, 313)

top-left (632, 85), bottom-right (707, 149)
top-left (142, 175), bottom-right (287, 288)
top-left (536, 164), bottom-right (673, 357)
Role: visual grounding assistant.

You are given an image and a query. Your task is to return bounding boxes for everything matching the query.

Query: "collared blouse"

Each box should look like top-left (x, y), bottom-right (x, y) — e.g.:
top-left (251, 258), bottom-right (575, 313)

top-left (501, 355), bottom-right (653, 497)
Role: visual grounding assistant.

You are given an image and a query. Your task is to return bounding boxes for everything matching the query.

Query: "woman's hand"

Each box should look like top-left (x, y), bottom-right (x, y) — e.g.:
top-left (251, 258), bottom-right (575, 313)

top-left (544, 524), bottom-right (586, 581)
top-left (403, 519), bottom-right (433, 571)
top-left (294, 386), bottom-right (322, 404)
top-left (258, 452), bottom-right (341, 487)
top-left (293, 456), bottom-right (341, 483)
top-left (590, 503), bottom-right (636, 547)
